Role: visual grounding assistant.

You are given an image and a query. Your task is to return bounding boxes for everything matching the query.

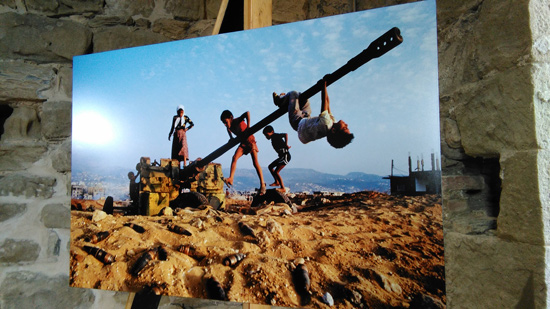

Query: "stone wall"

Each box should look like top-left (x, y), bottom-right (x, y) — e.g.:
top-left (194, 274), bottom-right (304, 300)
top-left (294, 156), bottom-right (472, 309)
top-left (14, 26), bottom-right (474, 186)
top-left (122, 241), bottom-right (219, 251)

top-left (438, 0), bottom-right (550, 307)
top-left (0, 0), bottom-right (548, 308)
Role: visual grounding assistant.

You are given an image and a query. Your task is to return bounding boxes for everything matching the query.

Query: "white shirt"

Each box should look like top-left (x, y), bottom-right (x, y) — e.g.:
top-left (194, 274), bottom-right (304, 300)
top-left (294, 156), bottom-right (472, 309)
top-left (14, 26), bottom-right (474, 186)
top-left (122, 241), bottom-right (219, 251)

top-left (297, 110), bottom-right (335, 144)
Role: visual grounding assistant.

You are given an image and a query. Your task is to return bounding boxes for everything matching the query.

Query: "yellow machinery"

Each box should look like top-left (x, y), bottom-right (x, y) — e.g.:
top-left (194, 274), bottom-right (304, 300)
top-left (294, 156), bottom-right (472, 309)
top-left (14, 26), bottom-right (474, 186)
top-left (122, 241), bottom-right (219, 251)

top-left (137, 157), bottom-right (225, 215)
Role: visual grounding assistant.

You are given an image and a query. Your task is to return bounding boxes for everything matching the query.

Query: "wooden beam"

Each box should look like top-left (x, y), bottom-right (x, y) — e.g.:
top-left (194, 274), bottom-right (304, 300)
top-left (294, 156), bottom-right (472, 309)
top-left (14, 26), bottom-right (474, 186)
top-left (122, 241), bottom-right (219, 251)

top-left (244, 0), bottom-right (272, 30)
top-left (212, 0), bottom-right (230, 35)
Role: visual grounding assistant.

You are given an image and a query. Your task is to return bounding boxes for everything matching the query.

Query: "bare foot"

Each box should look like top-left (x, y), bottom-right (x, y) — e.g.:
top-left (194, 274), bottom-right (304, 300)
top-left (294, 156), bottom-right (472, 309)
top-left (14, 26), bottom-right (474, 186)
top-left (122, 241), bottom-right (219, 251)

top-left (272, 92), bottom-right (285, 107)
top-left (259, 184), bottom-right (266, 195)
top-left (269, 182), bottom-right (280, 187)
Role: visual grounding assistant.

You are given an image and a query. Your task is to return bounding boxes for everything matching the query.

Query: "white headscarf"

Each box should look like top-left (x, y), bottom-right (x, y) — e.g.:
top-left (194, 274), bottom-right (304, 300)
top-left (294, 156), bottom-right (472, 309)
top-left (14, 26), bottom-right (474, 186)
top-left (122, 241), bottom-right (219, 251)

top-left (175, 105), bottom-right (185, 127)
top-left (177, 105), bottom-right (185, 115)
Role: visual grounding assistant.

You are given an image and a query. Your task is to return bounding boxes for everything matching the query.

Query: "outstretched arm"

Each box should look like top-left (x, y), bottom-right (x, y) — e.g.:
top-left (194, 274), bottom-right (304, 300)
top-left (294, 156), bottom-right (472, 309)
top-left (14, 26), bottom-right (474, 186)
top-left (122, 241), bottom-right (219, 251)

top-left (321, 80), bottom-right (331, 114)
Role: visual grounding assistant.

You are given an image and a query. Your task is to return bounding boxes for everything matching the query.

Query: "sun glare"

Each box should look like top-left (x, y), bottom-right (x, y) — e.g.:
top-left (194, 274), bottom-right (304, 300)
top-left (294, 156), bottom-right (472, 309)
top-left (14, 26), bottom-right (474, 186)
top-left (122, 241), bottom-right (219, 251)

top-left (73, 111), bottom-right (116, 146)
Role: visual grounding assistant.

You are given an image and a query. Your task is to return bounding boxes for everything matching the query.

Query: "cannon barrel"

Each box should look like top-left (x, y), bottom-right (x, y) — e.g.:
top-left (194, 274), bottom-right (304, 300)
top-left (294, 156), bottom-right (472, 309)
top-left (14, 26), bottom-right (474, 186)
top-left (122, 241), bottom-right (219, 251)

top-left (183, 27), bottom-right (402, 177)
top-left (299, 27), bottom-right (402, 102)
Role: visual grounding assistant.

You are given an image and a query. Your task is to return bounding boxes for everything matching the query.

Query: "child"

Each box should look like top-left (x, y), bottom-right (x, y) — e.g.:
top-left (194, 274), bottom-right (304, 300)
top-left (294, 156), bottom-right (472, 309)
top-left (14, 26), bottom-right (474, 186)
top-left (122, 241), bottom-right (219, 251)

top-left (220, 110), bottom-right (266, 194)
top-left (168, 105), bottom-right (194, 167)
top-left (273, 81), bottom-right (354, 148)
top-left (262, 125), bottom-right (291, 191)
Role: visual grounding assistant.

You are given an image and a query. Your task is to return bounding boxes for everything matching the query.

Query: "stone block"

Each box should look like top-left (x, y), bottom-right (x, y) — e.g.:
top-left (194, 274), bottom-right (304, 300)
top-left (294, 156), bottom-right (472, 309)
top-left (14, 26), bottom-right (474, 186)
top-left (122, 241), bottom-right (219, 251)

top-left (0, 174), bottom-right (56, 198)
top-left (0, 12), bottom-right (92, 63)
top-left (498, 151), bottom-right (543, 245)
top-left (306, 0), bottom-right (352, 19)
top-left (453, 67), bottom-right (537, 156)
top-left (444, 210), bottom-right (497, 235)
top-left (443, 118), bottom-right (462, 149)
top-left (0, 146), bottom-right (48, 171)
top-left (533, 62), bottom-right (550, 150)
top-left (0, 272), bottom-right (95, 308)
top-left (1, 1), bottom-right (17, 9)
top-left (206, 0), bottom-right (223, 20)
top-left (47, 230), bottom-right (61, 258)
top-left (0, 239), bottom-right (40, 264)
top-left (51, 139), bottom-right (71, 173)
top-left (443, 199), bottom-right (468, 213)
top-left (0, 60), bottom-right (55, 101)
top-left (104, 0), bottom-right (155, 19)
top-left (437, 0), bottom-right (530, 92)
top-left (272, 0), bottom-right (308, 24)
top-left (92, 26), bottom-right (170, 53)
top-left (165, 0), bottom-right (204, 21)
top-left (41, 203), bottom-right (70, 229)
top-left (186, 20), bottom-right (215, 39)
top-left (41, 101), bottom-right (71, 140)
top-left (442, 175), bottom-right (484, 192)
top-left (0, 203), bottom-right (26, 222)
top-left (88, 16), bottom-right (134, 28)
top-left (1, 105), bottom-right (41, 141)
top-left (25, 0), bottom-right (102, 16)
top-left (356, 0), bottom-right (420, 11)
top-left (444, 232), bottom-right (545, 308)
top-left (152, 19), bottom-right (191, 40)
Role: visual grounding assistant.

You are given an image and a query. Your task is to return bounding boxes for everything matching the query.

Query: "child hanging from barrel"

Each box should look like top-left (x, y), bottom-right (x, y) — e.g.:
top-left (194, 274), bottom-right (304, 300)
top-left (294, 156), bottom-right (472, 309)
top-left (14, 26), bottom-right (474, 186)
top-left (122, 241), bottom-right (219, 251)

top-left (272, 80), bottom-right (354, 148)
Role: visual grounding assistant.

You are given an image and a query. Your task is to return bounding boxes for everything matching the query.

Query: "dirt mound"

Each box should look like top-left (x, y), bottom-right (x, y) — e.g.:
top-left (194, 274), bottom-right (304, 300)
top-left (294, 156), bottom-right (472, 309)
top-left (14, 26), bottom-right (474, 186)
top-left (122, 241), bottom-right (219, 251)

top-left (70, 192), bottom-right (445, 308)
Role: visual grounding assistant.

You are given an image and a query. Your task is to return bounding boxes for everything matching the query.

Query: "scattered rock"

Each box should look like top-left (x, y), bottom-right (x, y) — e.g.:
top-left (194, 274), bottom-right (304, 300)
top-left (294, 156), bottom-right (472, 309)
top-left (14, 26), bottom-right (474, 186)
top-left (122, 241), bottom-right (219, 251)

top-left (92, 210), bottom-right (108, 222)
top-left (190, 217), bottom-right (204, 229)
top-left (349, 290), bottom-right (363, 306)
top-left (256, 231), bottom-right (271, 247)
top-left (409, 293), bottom-right (445, 309)
top-left (321, 291), bottom-right (334, 306)
top-left (381, 274), bottom-right (402, 294)
top-left (293, 258), bottom-right (305, 265)
top-left (158, 207), bottom-right (173, 216)
top-left (266, 218), bottom-right (283, 237)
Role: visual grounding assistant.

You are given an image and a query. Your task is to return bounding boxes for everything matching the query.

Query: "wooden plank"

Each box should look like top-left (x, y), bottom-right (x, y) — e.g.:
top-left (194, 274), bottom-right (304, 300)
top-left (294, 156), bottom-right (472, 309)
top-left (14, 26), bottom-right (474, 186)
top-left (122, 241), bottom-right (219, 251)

top-left (244, 0), bottom-right (272, 30)
top-left (125, 293), bottom-right (136, 309)
top-left (212, 0), bottom-right (230, 35)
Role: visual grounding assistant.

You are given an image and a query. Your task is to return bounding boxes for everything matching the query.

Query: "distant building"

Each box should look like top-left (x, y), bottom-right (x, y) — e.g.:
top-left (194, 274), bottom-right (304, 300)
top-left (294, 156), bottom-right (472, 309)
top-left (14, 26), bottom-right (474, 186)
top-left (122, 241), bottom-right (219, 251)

top-left (384, 153), bottom-right (441, 196)
top-left (71, 184), bottom-right (85, 199)
top-left (313, 191), bottom-right (330, 196)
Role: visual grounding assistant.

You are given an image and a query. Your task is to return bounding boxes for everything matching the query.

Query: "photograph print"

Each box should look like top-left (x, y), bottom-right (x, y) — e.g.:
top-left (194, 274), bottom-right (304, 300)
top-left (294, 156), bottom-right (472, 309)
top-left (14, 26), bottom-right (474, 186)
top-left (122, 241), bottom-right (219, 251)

top-left (70, 1), bottom-right (444, 308)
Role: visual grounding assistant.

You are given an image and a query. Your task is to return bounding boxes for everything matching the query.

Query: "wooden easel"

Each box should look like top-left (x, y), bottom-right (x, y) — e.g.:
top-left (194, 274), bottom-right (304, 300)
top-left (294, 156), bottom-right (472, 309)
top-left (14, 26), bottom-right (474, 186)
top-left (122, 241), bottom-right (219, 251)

top-left (125, 1), bottom-right (272, 308)
top-left (213, 0), bottom-right (272, 35)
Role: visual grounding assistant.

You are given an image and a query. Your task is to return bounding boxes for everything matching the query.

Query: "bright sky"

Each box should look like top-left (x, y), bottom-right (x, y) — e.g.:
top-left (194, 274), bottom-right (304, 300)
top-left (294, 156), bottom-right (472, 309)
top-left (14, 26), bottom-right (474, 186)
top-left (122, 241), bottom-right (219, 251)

top-left (72, 0), bottom-right (439, 177)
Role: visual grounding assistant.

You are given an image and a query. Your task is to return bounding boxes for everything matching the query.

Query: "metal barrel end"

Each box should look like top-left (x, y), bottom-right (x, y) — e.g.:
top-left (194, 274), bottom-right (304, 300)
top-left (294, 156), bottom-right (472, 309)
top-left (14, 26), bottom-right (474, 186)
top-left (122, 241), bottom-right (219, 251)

top-left (390, 27), bottom-right (403, 43)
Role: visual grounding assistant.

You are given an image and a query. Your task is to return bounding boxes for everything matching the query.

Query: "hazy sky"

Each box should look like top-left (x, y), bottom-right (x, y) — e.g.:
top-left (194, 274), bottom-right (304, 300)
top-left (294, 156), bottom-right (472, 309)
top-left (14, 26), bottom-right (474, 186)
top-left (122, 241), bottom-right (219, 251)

top-left (72, 0), bottom-right (439, 177)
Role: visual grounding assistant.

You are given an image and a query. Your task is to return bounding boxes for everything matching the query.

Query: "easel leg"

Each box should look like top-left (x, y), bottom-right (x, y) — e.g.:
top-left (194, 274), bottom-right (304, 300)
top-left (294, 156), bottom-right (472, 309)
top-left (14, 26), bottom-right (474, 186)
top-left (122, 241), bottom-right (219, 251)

top-left (125, 290), bottom-right (162, 309)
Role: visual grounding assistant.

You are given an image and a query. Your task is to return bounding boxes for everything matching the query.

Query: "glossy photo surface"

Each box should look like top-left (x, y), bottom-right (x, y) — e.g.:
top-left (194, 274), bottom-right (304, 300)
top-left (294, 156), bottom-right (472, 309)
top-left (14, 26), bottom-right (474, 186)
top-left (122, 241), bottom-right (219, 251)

top-left (70, 1), bottom-right (444, 307)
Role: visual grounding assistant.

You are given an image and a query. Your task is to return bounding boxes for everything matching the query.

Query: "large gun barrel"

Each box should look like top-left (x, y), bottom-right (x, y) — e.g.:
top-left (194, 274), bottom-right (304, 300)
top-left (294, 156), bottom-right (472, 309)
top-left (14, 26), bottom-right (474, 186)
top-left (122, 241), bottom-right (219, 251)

top-left (183, 27), bottom-right (403, 177)
top-left (299, 27), bottom-right (402, 102)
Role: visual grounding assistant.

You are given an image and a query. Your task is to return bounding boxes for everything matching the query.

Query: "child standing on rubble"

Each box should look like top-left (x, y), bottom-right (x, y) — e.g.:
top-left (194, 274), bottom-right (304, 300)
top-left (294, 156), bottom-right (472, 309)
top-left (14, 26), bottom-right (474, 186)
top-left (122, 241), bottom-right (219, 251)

top-left (262, 125), bottom-right (291, 192)
top-left (272, 80), bottom-right (354, 148)
top-left (220, 110), bottom-right (266, 195)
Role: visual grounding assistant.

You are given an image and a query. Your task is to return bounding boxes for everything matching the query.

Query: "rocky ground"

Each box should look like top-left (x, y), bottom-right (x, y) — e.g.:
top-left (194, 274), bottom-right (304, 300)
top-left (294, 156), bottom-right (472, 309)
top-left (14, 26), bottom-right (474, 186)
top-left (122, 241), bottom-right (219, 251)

top-left (70, 192), bottom-right (445, 308)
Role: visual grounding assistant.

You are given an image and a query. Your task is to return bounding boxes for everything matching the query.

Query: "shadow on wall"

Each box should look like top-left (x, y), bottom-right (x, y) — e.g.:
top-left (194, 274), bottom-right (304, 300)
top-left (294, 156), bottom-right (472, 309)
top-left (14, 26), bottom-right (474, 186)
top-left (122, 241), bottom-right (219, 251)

top-left (0, 105), bottom-right (14, 139)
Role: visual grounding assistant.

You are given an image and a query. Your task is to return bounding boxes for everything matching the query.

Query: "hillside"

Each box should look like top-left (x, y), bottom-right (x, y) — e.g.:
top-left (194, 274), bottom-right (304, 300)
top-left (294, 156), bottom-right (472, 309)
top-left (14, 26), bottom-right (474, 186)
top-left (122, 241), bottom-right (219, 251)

top-left (225, 168), bottom-right (390, 193)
